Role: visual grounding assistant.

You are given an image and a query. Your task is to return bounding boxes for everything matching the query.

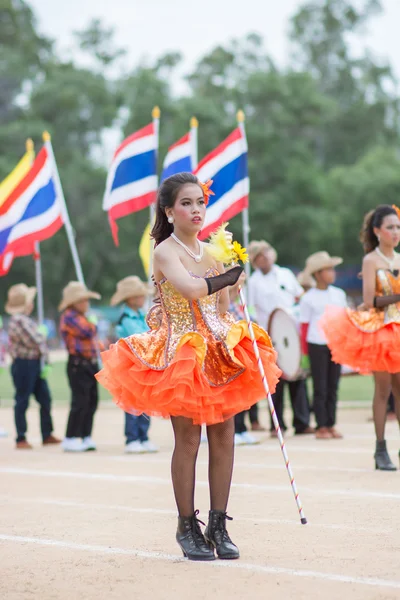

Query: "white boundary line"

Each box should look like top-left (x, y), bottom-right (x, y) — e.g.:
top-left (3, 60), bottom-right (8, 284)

top-left (0, 533), bottom-right (399, 590)
top-left (2, 467), bottom-right (400, 500)
top-left (0, 496), bottom-right (393, 535)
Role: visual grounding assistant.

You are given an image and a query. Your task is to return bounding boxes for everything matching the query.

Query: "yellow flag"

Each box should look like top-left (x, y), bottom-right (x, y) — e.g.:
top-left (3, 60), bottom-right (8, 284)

top-left (0, 148), bottom-right (35, 208)
top-left (139, 222), bottom-right (152, 277)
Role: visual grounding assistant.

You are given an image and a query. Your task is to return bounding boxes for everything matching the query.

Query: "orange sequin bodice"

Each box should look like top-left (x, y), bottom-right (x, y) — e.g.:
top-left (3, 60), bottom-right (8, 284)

top-left (348, 269), bottom-right (400, 332)
top-left (122, 268), bottom-right (273, 387)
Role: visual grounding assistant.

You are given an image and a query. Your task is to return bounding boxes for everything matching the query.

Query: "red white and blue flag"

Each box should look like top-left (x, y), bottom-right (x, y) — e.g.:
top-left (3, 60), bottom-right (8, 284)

top-left (195, 127), bottom-right (249, 240)
top-left (0, 146), bottom-right (64, 273)
top-left (103, 123), bottom-right (158, 246)
top-left (161, 132), bottom-right (193, 181)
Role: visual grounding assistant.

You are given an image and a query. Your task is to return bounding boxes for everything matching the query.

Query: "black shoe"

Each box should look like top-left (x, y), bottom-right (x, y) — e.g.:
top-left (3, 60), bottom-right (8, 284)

top-left (204, 510), bottom-right (240, 560)
top-left (176, 510), bottom-right (215, 561)
top-left (374, 440), bottom-right (396, 471)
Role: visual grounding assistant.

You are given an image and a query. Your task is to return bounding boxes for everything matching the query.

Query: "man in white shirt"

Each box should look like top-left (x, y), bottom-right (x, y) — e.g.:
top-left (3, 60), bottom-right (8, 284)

top-left (248, 241), bottom-right (313, 436)
top-left (299, 251), bottom-right (347, 439)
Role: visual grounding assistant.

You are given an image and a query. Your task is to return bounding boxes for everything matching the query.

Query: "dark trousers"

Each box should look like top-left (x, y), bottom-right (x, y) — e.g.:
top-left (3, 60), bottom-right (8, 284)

top-left (125, 413), bottom-right (150, 443)
top-left (270, 378), bottom-right (310, 433)
top-left (11, 358), bottom-right (53, 443)
top-left (235, 403), bottom-right (260, 434)
top-left (65, 356), bottom-right (99, 439)
top-left (308, 343), bottom-right (341, 429)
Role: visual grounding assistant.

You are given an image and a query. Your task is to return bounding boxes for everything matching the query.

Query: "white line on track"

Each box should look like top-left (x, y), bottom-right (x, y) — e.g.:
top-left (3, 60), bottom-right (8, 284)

top-left (0, 496), bottom-right (393, 535)
top-left (2, 467), bottom-right (400, 500)
top-left (109, 456), bottom-right (372, 474)
top-left (0, 533), bottom-right (399, 590)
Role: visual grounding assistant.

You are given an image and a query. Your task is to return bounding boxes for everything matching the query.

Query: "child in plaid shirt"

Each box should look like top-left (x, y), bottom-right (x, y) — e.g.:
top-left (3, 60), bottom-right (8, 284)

top-left (5, 284), bottom-right (60, 449)
top-left (59, 281), bottom-right (101, 453)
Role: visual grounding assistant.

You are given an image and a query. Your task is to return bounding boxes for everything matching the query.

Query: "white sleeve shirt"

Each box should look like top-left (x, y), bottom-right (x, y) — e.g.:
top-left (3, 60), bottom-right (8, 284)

top-left (299, 285), bottom-right (347, 345)
top-left (248, 265), bottom-right (304, 330)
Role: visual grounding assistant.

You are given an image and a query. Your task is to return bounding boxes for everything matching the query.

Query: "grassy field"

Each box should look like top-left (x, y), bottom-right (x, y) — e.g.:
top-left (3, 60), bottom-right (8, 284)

top-left (0, 361), bottom-right (374, 407)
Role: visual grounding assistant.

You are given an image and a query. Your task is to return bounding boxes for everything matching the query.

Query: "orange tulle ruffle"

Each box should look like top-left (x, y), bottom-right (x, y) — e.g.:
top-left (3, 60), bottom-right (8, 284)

top-left (320, 306), bottom-right (400, 374)
top-left (96, 328), bottom-right (281, 426)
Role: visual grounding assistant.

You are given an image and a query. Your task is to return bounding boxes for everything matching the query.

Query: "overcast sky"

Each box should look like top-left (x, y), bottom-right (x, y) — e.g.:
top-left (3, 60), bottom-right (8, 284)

top-left (28, 0), bottom-right (400, 81)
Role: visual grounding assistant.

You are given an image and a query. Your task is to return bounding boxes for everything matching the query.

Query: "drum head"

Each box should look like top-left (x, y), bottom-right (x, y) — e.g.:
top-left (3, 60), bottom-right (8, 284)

top-left (268, 309), bottom-right (301, 381)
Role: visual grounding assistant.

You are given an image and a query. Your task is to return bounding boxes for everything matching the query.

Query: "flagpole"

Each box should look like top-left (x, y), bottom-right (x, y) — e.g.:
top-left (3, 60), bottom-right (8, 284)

top-left (148, 106), bottom-right (160, 291)
top-left (42, 131), bottom-right (85, 285)
top-left (25, 139), bottom-right (44, 325)
top-left (190, 116), bottom-right (198, 169)
top-left (237, 110), bottom-right (251, 281)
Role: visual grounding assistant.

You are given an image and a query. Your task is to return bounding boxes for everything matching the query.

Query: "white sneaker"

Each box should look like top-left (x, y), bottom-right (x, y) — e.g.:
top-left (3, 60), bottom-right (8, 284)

top-left (62, 437), bottom-right (85, 452)
top-left (234, 433), bottom-right (246, 446)
top-left (141, 440), bottom-right (158, 453)
top-left (125, 440), bottom-right (144, 454)
top-left (240, 431), bottom-right (259, 445)
top-left (82, 436), bottom-right (97, 451)
top-left (0, 427), bottom-right (8, 438)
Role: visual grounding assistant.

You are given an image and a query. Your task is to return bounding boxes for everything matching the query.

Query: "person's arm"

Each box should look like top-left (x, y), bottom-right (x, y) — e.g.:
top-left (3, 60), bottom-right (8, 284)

top-left (62, 312), bottom-right (97, 339)
top-left (299, 296), bottom-right (311, 355)
top-left (361, 256), bottom-right (400, 309)
top-left (154, 245), bottom-right (242, 301)
top-left (19, 317), bottom-right (46, 349)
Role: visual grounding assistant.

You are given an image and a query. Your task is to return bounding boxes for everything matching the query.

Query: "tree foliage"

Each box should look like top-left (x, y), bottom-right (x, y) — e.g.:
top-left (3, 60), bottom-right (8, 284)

top-left (1, 0), bottom-right (400, 311)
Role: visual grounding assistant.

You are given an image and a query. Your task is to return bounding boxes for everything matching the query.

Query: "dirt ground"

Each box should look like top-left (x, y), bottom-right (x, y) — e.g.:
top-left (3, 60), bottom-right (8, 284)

top-left (1, 403), bottom-right (400, 600)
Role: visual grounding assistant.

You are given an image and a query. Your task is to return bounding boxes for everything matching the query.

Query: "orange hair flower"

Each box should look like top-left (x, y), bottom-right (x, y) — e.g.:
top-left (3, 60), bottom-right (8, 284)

top-left (199, 179), bottom-right (215, 206)
top-left (392, 205), bottom-right (400, 220)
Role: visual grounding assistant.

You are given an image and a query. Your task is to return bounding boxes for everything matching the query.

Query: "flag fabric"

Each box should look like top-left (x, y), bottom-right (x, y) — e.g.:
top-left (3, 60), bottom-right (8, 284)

top-left (139, 222), bottom-right (152, 277)
top-left (0, 146), bottom-right (64, 264)
top-left (103, 123), bottom-right (158, 246)
top-left (194, 127), bottom-right (249, 240)
top-left (0, 148), bottom-right (36, 275)
top-left (161, 132), bottom-right (193, 181)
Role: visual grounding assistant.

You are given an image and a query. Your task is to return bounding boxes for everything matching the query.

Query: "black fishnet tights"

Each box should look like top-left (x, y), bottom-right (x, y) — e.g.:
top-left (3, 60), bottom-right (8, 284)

top-left (170, 416), bottom-right (235, 516)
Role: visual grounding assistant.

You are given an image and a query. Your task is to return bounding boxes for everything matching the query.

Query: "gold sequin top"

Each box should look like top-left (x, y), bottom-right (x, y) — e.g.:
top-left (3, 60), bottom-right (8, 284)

top-left (348, 269), bottom-right (400, 332)
top-left (123, 267), bottom-right (267, 387)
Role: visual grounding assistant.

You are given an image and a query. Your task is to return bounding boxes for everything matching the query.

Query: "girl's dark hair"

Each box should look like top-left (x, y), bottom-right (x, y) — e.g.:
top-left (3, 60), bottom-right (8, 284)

top-left (151, 172), bottom-right (200, 245)
top-left (360, 204), bottom-right (397, 254)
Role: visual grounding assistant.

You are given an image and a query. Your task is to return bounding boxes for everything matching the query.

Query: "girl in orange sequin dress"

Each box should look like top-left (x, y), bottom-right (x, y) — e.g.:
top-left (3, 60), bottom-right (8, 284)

top-left (320, 205), bottom-right (400, 471)
top-left (96, 173), bottom-right (281, 560)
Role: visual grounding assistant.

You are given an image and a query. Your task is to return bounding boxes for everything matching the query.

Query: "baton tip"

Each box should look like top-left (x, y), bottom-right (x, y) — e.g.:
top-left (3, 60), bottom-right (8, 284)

top-left (300, 518), bottom-right (308, 525)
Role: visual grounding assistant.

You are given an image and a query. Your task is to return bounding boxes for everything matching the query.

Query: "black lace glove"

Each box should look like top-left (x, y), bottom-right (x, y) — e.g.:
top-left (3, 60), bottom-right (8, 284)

top-left (205, 266), bottom-right (244, 295)
top-left (373, 294), bottom-right (400, 308)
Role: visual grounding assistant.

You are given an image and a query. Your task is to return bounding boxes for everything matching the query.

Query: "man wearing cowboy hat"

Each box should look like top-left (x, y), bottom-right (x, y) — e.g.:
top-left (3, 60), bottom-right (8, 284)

top-left (5, 284), bottom-right (60, 449)
top-left (248, 240), bottom-right (313, 437)
top-left (59, 281), bottom-right (101, 452)
top-left (299, 251), bottom-right (346, 439)
top-left (111, 276), bottom-right (158, 454)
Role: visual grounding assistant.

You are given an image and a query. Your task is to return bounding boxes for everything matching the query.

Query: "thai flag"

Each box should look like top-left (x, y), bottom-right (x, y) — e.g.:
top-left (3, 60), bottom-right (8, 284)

top-left (0, 147), bottom-right (63, 263)
top-left (161, 132), bottom-right (193, 181)
top-left (103, 123), bottom-right (158, 246)
top-left (194, 127), bottom-right (249, 240)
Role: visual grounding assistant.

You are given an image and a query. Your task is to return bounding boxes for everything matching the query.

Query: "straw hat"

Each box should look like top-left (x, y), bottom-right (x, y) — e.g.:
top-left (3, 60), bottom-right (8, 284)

top-left (304, 251), bottom-right (343, 276)
top-left (5, 284), bottom-right (37, 315)
top-left (58, 281), bottom-right (101, 312)
top-left (248, 240), bottom-right (277, 266)
top-left (297, 270), bottom-right (316, 289)
top-left (110, 276), bottom-right (153, 306)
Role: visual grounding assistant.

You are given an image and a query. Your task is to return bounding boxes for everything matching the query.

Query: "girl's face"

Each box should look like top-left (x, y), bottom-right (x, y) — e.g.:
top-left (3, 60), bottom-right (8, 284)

top-left (166, 183), bottom-right (206, 233)
top-left (375, 214), bottom-right (400, 249)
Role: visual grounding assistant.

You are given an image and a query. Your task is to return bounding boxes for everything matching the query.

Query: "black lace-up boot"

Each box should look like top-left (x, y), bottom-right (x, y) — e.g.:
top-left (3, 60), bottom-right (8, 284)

top-left (374, 440), bottom-right (396, 471)
top-left (176, 510), bottom-right (215, 561)
top-left (204, 510), bottom-right (240, 560)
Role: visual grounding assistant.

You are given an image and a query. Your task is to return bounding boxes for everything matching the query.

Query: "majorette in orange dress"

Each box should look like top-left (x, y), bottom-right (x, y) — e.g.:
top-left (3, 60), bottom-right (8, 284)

top-left (96, 268), bottom-right (281, 425)
top-left (320, 269), bottom-right (400, 374)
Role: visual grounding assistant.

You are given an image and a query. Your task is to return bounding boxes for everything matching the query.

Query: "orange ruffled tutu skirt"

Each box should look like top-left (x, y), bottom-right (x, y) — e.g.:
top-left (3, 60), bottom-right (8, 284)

top-left (96, 322), bottom-right (281, 426)
top-left (320, 306), bottom-right (400, 374)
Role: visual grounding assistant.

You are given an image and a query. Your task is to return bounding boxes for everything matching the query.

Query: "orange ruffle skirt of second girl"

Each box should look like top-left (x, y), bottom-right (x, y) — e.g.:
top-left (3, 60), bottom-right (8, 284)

top-left (320, 306), bottom-right (400, 374)
top-left (96, 322), bottom-right (281, 426)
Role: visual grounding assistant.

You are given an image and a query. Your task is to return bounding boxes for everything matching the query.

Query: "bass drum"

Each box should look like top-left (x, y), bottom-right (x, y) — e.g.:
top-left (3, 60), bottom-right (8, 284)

top-left (268, 308), bottom-right (306, 381)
